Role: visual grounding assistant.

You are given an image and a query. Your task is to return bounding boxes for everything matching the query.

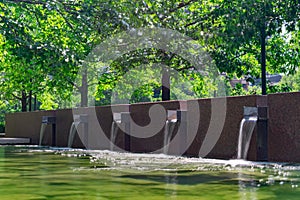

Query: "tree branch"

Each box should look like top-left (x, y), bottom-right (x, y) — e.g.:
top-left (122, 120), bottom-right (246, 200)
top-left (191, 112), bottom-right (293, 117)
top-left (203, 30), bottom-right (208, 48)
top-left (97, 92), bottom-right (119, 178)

top-left (169, 0), bottom-right (198, 13)
top-left (6, 0), bottom-right (46, 5)
top-left (177, 65), bottom-right (197, 72)
top-left (185, 19), bottom-right (205, 28)
top-left (6, 0), bottom-right (81, 7)
top-left (55, 7), bottom-right (74, 30)
top-left (11, 92), bottom-right (22, 101)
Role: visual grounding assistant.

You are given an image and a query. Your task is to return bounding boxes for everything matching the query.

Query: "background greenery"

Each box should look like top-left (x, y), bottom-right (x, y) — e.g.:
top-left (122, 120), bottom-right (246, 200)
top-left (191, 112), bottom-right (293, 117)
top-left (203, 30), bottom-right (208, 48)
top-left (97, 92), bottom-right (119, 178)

top-left (0, 0), bottom-right (299, 130)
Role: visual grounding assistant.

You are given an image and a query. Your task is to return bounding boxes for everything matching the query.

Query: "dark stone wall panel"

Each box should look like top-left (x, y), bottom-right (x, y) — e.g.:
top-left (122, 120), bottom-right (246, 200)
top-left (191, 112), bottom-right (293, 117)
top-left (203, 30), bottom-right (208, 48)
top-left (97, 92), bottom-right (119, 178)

top-left (268, 92), bottom-right (300, 162)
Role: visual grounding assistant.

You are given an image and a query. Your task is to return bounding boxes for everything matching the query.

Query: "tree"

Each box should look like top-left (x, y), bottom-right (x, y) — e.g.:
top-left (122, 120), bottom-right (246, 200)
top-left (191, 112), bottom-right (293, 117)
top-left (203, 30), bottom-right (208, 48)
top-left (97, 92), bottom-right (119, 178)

top-left (203, 0), bottom-right (300, 94)
top-left (1, 0), bottom-right (299, 113)
top-left (0, 0), bottom-right (127, 109)
top-left (102, 0), bottom-right (300, 98)
top-left (0, 0), bottom-right (76, 111)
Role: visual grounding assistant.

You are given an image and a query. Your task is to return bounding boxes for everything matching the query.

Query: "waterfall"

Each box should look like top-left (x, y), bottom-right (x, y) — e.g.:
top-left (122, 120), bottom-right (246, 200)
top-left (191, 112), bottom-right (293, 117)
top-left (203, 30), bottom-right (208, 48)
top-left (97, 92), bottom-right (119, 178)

top-left (237, 116), bottom-right (258, 159)
top-left (110, 121), bottom-right (119, 151)
top-left (39, 123), bottom-right (47, 146)
top-left (163, 119), bottom-right (177, 154)
top-left (39, 116), bottom-right (56, 146)
top-left (67, 115), bottom-right (88, 148)
top-left (110, 113), bottom-right (122, 151)
top-left (67, 121), bottom-right (81, 148)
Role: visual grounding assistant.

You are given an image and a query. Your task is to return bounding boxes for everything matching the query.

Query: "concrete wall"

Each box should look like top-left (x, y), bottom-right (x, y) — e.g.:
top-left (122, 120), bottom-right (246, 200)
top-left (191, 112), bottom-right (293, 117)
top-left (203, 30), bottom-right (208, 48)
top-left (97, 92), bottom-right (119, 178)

top-left (268, 92), bottom-right (300, 162)
top-left (5, 92), bottom-right (300, 162)
top-left (72, 104), bottom-right (130, 150)
top-left (5, 110), bottom-right (57, 145)
top-left (185, 95), bottom-right (258, 160)
top-left (129, 100), bottom-right (183, 153)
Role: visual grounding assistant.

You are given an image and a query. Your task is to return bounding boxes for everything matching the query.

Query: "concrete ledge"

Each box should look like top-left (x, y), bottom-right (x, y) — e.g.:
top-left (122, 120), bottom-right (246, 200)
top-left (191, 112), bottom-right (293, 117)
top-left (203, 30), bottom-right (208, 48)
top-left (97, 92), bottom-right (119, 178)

top-left (4, 92), bottom-right (300, 162)
top-left (0, 137), bottom-right (30, 144)
top-left (0, 133), bottom-right (5, 137)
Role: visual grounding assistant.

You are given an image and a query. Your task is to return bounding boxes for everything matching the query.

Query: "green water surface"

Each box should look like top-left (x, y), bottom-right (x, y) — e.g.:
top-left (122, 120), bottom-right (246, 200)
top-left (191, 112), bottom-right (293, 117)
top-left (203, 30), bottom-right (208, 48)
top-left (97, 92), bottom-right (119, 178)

top-left (0, 146), bottom-right (299, 200)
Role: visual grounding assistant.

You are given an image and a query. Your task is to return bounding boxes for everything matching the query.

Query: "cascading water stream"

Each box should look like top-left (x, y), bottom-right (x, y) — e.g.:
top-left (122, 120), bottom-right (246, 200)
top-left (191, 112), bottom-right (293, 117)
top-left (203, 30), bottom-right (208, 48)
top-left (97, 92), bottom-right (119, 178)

top-left (163, 119), bottom-right (177, 155)
top-left (110, 113), bottom-right (122, 151)
top-left (67, 114), bottom-right (88, 148)
top-left (237, 116), bottom-right (258, 159)
top-left (110, 121), bottom-right (120, 151)
top-left (67, 121), bottom-right (81, 148)
top-left (39, 116), bottom-right (56, 146)
top-left (39, 123), bottom-right (47, 146)
top-left (163, 110), bottom-right (178, 154)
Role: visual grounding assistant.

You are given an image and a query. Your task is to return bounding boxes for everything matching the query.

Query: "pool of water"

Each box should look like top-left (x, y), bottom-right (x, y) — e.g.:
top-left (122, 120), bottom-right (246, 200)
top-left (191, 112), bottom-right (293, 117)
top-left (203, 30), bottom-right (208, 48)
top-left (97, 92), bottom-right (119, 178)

top-left (0, 146), bottom-right (299, 199)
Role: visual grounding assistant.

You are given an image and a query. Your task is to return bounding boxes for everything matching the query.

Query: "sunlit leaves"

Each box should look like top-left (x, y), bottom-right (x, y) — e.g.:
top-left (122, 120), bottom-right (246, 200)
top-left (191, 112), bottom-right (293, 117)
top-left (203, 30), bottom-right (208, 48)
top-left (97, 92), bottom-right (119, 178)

top-left (0, 0), bottom-right (299, 111)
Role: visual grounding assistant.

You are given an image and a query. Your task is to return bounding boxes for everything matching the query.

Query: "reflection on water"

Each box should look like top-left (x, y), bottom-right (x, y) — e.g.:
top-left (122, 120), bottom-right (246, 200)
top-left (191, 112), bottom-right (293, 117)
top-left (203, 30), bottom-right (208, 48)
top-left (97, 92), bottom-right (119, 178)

top-left (238, 172), bottom-right (258, 200)
top-left (0, 146), bottom-right (299, 200)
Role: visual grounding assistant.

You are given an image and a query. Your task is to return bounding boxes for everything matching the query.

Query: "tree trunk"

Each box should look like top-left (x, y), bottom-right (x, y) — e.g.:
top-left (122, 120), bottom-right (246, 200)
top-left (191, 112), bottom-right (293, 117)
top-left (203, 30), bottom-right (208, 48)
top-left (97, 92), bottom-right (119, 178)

top-left (261, 4), bottom-right (267, 95)
top-left (162, 68), bottom-right (170, 101)
top-left (80, 68), bottom-right (88, 107)
top-left (21, 91), bottom-right (27, 112)
top-left (34, 95), bottom-right (37, 111)
top-left (29, 90), bottom-right (32, 111)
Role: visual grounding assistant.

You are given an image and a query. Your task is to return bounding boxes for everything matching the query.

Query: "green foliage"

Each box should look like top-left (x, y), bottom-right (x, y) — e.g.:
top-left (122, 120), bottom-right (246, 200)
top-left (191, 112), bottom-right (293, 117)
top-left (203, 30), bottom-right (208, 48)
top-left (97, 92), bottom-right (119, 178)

top-left (209, 0), bottom-right (299, 77)
top-left (267, 82), bottom-right (292, 94)
top-left (0, 99), bottom-right (19, 132)
top-left (0, 0), bottom-right (125, 110)
top-left (280, 69), bottom-right (300, 93)
top-left (229, 83), bottom-right (261, 96)
top-left (0, 0), bottom-right (299, 119)
top-left (0, 100), bottom-right (6, 132)
top-left (37, 91), bottom-right (59, 110)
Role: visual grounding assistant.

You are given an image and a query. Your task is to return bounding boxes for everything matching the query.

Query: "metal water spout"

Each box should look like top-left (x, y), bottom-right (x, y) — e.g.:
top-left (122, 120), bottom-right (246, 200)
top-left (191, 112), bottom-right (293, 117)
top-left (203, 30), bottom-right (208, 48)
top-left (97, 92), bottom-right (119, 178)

top-left (163, 110), bottom-right (179, 154)
top-left (110, 113), bottom-right (121, 151)
top-left (68, 114), bottom-right (88, 148)
top-left (237, 107), bottom-right (258, 159)
top-left (39, 116), bottom-right (56, 146)
top-left (110, 112), bottom-right (130, 151)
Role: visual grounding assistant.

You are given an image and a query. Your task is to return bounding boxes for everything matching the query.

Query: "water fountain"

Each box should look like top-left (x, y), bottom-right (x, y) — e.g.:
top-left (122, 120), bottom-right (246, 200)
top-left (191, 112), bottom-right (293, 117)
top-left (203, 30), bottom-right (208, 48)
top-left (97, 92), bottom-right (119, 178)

top-left (110, 113), bottom-right (121, 151)
top-left (39, 116), bottom-right (56, 146)
top-left (68, 114), bottom-right (88, 148)
top-left (237, 107), bottom-right (258, 159)
top-left (110, 112), bottom-right (131, 151)
top-left (163, 110), bottom-right (179, 154)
